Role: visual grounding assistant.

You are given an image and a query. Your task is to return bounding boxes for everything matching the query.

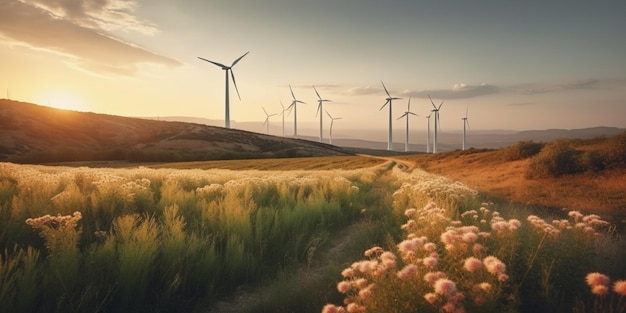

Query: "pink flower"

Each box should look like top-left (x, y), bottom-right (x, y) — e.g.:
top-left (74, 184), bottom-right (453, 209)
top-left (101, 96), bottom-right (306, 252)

top-left (397, 264), bottom-right (418, 280)
top-left (434, 278), bottom-right (457, 296)
top-left (322, 304), bottom-right (340, 313)
top-left (424, 292), bottom-right (438, 304)
top-left (337, 281), bottom-right (351, 293)
top-left (440, 230), bottom-right (457, 245)
top-left (461, 232), bottom-right (478, 243)
top-left (591, 284), bottom-right (609, 296)
top-left (613, 280), bottom-right (626, 296)
top-left (423, 242), bottom-right (437, 252)
top-left (355, 278), bottom-right (368, 289)
top-left (483, 256), bottom-right (506, 275)
top-left (341, 268), bottom-right (354, 278)
top-left (585, 272), bottom-right (610, 287)
top-left (424, 271), bottom-right (447, 285)
top-left (442, 301), bottom-right (456, 312)
top-left (358, 284), bottom-right (374, 300)
top-left (423, 256), bottom-right (438, 268)
top-left (463, 257), bottom-right (482, 272)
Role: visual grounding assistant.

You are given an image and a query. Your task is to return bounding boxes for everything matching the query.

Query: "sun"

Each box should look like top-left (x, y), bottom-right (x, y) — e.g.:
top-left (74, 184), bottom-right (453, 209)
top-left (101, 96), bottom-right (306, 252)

top-left (38, 91), bottom-right (91, 112)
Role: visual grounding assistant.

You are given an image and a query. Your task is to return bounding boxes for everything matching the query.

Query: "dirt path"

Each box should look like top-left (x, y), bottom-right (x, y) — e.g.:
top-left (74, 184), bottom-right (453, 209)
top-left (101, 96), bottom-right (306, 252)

top-left (204, 221), bottom-right (372, 313)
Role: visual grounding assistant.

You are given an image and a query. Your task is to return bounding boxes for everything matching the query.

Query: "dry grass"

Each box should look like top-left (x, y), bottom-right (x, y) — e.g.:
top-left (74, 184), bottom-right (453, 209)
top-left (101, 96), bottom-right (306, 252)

top-left (399, 147), bottom-right (626, 219)
top-left (148, 155), bottom-right (386, 171)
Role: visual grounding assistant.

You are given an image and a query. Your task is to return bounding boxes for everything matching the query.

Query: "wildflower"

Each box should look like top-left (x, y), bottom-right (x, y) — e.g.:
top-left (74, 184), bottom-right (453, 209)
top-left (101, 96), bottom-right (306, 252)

top-left (472, 243), bottom-right (485, 254)
top-left (442, 301), bottom-right (456, 313)
top-left (461, 232), bottom-right (478, 243)
top-left (423, 256), bottom-right (438, 268)
top-left (355, 278), bottom-right (368, 289)
top-left (483, 256), bottom-right (506, 275)
top-left (337, 281), bottom-right (351, 293)
top-left (346, 302), bottom-right (364, 313)
top-left (591, 285), bottom-right (609, 296)
top-left (397, 264), bottom-right (418, 280)
top-left (586, 272), bottom-right (610, 287)
top-left (341, 268), bottom-right (354, 278)
top-left (434, 278), bottom-right (457, 296)
top-left (423, 242), bottom-right (437, 252)
top-left (497, 273), bottom-right (509, 282)
top-left (364, 246), bottom-right (383, 257)
top-left (424, 292), bottom-right (438, 304)
top-left (358, 284), bottom-right (374, 300)
top-left (613, 280), bottom-right (626, 296)
top-left (404, 208), bottom-right (416, 217)
top-left (424, 272), bottom-right (447, 285)
top-left (322, 304), bottom-right (344, 313)
top-left (463, 257), bottom-right (482, 272)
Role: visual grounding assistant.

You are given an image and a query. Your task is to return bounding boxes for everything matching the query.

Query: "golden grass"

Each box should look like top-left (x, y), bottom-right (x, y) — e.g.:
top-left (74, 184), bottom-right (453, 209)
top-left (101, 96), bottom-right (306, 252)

top-left (400, 149), bottom-right (626, 217)
top-left (147, 155), bottom-right (386, 171)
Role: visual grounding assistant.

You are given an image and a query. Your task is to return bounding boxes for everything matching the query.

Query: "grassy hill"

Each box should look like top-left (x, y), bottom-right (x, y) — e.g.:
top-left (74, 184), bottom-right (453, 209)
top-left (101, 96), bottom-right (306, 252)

top-left (0, 100), bottom-right (351, 163)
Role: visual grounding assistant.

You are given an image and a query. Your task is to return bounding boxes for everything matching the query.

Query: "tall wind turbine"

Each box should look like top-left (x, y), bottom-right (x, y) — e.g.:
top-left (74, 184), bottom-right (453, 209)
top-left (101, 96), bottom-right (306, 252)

top-left (279, 100), bottom-right (290, 137)
top-left (425, 112), bottom-right (432, 153)
top-left (313, 86), bottom-right (332, 143)
top-left (262, 106), bottom-right (277, 135)
top-left (326, 110), bottom-right (342, 145)
top-left (197, 51), bottom-right (249, 129)
top-left (397, 97), bottom-right (419, 152)
top-left (462, 105), bottom-right (470, 150)
top-left (429, 95), bottom-right (444, 153)
top-left (380, 81), bottom-right (402, 151)
top-left (287, 85), bottom-right (305, 138)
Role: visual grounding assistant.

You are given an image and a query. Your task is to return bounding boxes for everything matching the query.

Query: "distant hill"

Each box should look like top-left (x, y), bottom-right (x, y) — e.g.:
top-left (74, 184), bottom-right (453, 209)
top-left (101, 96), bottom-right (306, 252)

top-left (0, 100), bottom-right (351, 163)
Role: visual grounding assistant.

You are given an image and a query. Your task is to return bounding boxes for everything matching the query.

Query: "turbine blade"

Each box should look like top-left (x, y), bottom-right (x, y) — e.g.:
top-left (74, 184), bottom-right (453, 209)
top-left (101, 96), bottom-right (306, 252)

top-left (280, 100), bottom-right (285, 110)
top-left (429, 94), bottom-right (437, 109)
top-left (316, 103), bottom-right (322, 117)
top-left (263, 106), bottom-right (268, 116)
top-left (198, 57), bottom-right (227, 68)
top-left (231, 51), bottom-right (249, 67)
top-left (409, 112), bottom-right (419, 117)
top-left (438, 101), bottom-right (444, 110)
top-left (381, 80), bottom-right (391, 97)
top-left (231, 70), bottom-right (241, 100)
top-left (465, 105), bottom-right (469, 118)
top-left (379, 99), bottom-right (390, 111)
top-left (326, 110), bottom-right (332, 119)
top-left (289, 85), bottom-right (296, 100)
top-left (313, 85), bottom-right (322, 100)
top-left (407, 97), bottom-right (411, 112)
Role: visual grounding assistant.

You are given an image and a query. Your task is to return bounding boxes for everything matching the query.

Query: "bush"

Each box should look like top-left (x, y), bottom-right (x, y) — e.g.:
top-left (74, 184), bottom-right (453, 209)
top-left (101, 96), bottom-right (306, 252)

top-left (527, 138), bottom-right (583, 178)
top-left (502, 140), bottom-right (545, 161)
top-left (581, 151), bottom-right (606, 173)
top-left (607, 131), bottom-right (626, 167)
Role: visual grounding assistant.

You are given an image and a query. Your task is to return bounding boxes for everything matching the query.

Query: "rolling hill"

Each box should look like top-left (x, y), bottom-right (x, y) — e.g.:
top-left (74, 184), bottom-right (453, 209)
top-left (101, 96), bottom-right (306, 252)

top-left (0, 100), bottom-right (350, 163)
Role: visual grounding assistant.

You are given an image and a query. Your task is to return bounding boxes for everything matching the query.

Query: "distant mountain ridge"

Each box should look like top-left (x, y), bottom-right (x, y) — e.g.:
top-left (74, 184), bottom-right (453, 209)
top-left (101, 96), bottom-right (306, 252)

top-left (0, 100), bottom-right (350, 163)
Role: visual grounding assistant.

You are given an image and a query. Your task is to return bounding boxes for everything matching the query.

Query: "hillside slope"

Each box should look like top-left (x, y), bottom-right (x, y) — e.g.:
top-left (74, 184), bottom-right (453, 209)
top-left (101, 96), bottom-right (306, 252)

top-left (0, 100), bottom-right (350, 163)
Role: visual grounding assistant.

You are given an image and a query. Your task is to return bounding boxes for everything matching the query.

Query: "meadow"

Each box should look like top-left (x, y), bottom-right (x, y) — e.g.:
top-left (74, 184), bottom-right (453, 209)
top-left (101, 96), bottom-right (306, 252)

top-left (1, 149), bottom-right (625, 313)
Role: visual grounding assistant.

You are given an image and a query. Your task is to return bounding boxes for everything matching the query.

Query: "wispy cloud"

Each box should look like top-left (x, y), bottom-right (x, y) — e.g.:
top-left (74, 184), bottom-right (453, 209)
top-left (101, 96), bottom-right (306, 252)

top-left (0, 1), bottom-right (181, 76)
top-left (404, 83), bottom-right (500, 99)
top-left (523, 79), bottom-right (599, 94)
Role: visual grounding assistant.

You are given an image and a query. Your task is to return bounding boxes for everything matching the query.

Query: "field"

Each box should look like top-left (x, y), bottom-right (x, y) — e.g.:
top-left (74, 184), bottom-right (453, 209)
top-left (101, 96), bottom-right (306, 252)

top-left (1, 135), bottom-right (626, 313)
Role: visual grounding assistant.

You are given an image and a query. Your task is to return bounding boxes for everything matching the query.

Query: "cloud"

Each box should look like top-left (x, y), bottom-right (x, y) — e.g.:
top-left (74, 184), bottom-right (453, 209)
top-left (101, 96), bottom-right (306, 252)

top-left (523, 79), bottom-right (599, 94)
top-left (346, 85), bottom-right (380, 96)
top-left (0, 1), bottom-right (181, 76)
top-left (404, 83), bottom-right (499, 99)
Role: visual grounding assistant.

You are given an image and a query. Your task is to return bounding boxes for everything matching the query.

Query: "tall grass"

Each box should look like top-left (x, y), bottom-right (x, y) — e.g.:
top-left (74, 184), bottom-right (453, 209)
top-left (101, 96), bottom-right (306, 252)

top-left (323, 164), bottom-right (626, 313)
top-left (0, 162), bottom-right (382, 312)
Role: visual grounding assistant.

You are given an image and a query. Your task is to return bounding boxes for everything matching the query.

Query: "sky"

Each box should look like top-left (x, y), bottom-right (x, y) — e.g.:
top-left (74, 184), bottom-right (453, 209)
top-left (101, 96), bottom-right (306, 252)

top-left (1, 0), bottom-right (625, 139)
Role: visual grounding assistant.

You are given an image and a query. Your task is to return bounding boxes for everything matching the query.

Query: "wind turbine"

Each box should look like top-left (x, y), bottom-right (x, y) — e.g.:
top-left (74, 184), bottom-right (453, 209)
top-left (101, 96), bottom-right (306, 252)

top-left (429, 95), bottom-right (444, 153)
top-left (197, 51), bottom-right (249, 129)
top-left (287, 85), bottom-right (305, 138)
top-left (425, 112), bottom-right (432, 153)
top-left (462, 105), bottom-right (470, 150)
top-left (380, 81), bottom-right (402, 151)
top-left (279, 100), bottom-right (290, 137)
top-left (326, 110), bottom-right (342, 145)
top-left (262, 106), bottom-right (277, 135)
top-left (397, 97), bottom-right (419, 152)
top-left (313, 86), bottom-right (332, 143)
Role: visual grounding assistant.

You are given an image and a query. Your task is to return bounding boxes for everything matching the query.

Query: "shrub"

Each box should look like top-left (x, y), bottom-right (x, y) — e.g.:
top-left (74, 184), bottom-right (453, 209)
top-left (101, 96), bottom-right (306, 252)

top-left (502, 140), bottom-right (544, 161)
top-left (527, 138), bottom-right (583, 178)
top-left (581, 151), bottom-right (606, 173)
top-left (606, 131), bottom-right (626, 167)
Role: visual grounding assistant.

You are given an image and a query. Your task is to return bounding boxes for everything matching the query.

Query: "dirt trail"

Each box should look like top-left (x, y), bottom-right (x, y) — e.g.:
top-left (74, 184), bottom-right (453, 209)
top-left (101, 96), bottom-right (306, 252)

top-left (204, 221), bottom-right (372, 313)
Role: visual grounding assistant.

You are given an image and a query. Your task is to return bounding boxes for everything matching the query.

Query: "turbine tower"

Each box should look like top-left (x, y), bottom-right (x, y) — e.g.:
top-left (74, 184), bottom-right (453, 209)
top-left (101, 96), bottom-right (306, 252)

top-left (279, 100), bottom-right (290, 137)
top-left (429, 95), bottom-right (444, 153)
top-left (262, 106), bottom-right (277, 135)
top-left (462, 105), bottom-right (470, 150)
top-left (380, 81), bottom-right (402, 151)
top-left (197, 51), bottom-right (249, 129)
top-left (425, 113), bottom-right (432, 153)
top-left (397, 97), bottom-right (419, 152)
top-left (287, 85), bottom-right (305, 138)
top-left (313, 85), bottom-right (332, 143)
top-left (326, 110), bottom-right (342, 145)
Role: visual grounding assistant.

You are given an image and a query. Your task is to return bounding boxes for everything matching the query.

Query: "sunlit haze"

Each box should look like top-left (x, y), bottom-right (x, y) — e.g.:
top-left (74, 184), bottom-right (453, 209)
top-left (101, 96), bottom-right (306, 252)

top-left (1, 1), bottom-right (625, 139)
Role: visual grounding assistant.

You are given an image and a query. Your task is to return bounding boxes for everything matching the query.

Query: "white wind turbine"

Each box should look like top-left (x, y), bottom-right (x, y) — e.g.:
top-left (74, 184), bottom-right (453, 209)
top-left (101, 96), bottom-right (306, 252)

top-left (197, 51), bottom-right (249, 129)
top-left (380, 81), bottom-right (402, 151)
top-left (326, 110), bottom-right (342, 145)
top-left (262, 106), bottom-right (277, 135)
top-left (397, 97), bottom-right (419, 152)
top-left (425, 112), bottom-right (432, 153)
top-left (462, 105), bottom-right (470, 150)
top-left (313, 86), bottom-right (332, 143)
top-left (429, 95), bottom-right (444, 153)
top-left (279, 100), bottom-right (290, 137)
top-left (287, 85), bottom-right (305, 138)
